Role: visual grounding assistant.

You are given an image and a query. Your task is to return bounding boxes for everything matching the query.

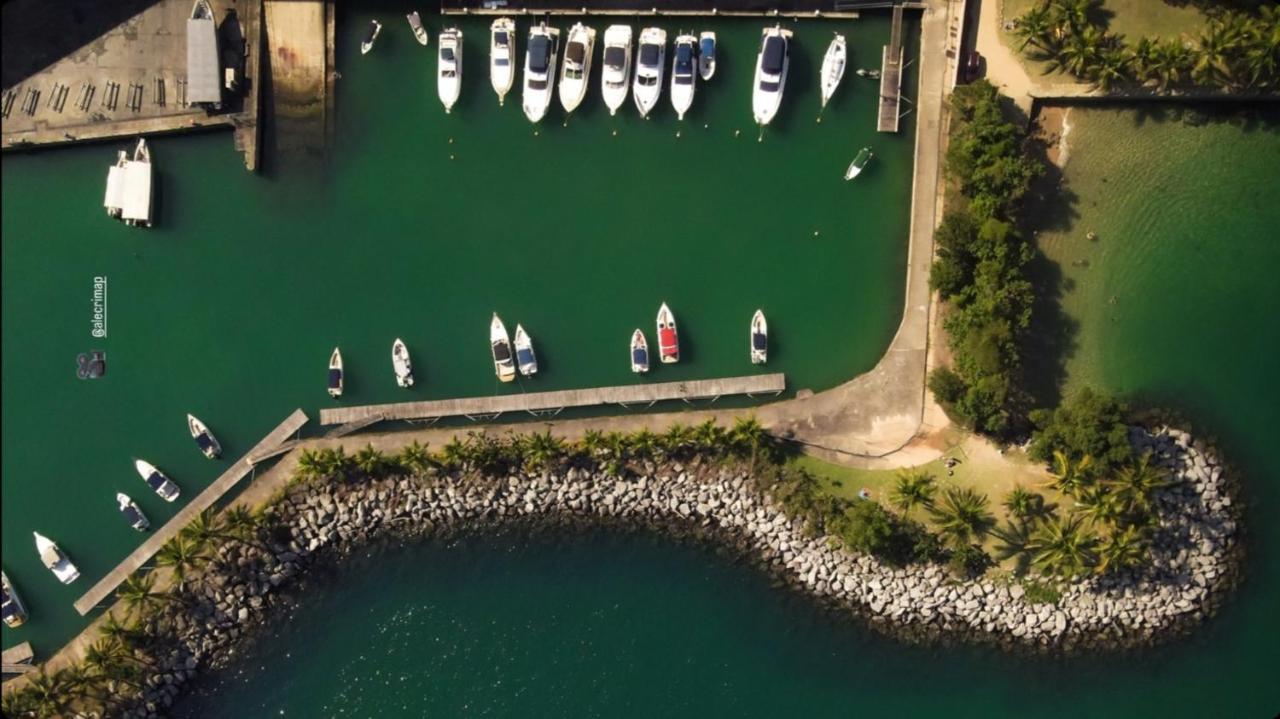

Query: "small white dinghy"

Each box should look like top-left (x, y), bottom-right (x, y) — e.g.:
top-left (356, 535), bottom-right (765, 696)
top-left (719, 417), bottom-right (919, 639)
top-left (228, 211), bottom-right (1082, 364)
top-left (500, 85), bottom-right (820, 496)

top-left (392, 338), bottom-right (414, 387)
top-left (361, 20), bottom-right (382, 55)
top-left (845, 147), bottom-right (873, 180)
top-left (490, 314), bottom-right (517, 382)
top-left (630, 329), bottom-right (650, 374)
top-left (656, 302), bottom-right (679, 364)
top-left (117, 493), bottom-right (150, 531)
top-left (522, 23), bottom-right (560, 123)
top-left (750, 309), bottom-right (768, 364)
top-left (438, 28), bottom-right (463, 113)
top-left (670, 34), bottom-right (698, 120)
top-left (514, 324), bottom-right (538, 376)
top-left (34, 532), bottom-right (80, 584)
top-left (820, 33), bottom-right (847, 109)
top-left (633, 27), bottom-right (666, 118)
top-left (188, 413), bottom-right (222, 459)
top-left (135, 459), bottom-right (180, 502)
top-left (600, 25), bottom-right (632, 116)
top-left (490, 18), bottom-right (516, 105)
top-left (328, 347), bottom-right (344, 398)
top-left (407, 11), bottom-right (428, 46)
top-left (559, 22), bottom-right (596, 114)
top-left (699, 32), bottom-right (717, 81)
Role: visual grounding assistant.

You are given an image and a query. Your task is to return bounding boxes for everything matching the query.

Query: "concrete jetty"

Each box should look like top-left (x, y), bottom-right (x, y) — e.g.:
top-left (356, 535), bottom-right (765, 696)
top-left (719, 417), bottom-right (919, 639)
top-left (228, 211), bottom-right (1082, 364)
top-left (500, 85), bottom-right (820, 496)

top-left (877, 3), bottom-right (905, 132)
top-left (72, 409), bottom-right (308, 616)
top-left (320, 374), bottom-right (787, 427)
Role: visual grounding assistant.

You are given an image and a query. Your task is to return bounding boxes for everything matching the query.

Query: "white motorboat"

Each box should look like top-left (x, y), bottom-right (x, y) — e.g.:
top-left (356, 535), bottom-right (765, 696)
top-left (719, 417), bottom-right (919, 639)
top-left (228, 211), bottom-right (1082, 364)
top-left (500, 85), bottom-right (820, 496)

top-left (2, 571), bottom-right (28, 628)
top-left (34, 532), bottom-right (80, 585)
top-left (656, 302), bottom-right (679, 364)
top-left (670, 33), bottom-right (698, 120)
top-left (752, 25), bottom-right (792, 126)
top-left (328, 347), bottom-right (344, 398)
top-left (559, 23), bottom-right (595, 114)
top-left (104, 149), bottom-right (127, 218)
top-left (188, 413), bottom-right (222, 459)
top-left (699, 31), bottom-right (717, 80)
top-left (750, 310), bottom-right (768, 364)
top-left (438, 28), bottom-right (463, 113)
top-left (120, 138), bottom-right (153, 228)
top-left (392, 338), bottom-right (414, 387)
top-left (630, 329), bottom-right (650, 374)
top-left (522, 23), bottom-right (560, 123)
top-left (407, 11), bottom-right (428, 46)
top-left (135, 459), bottom-right (181, 501)
top-left (117, 493), bottom-right (150, 531)
top-left (514, 323), bottom-right (538, 376)
top-left (633, 27), bottom-right (666, 118)
top-left (361, 20), bottom-right (382, 55)
top-left (600, 25), bottom-right (632, 116)
top-left (845, 147), bottom-right (873, 180)
top-left (490, 314), bottom-right (516, 382)
top-left (490, 18), bottom-right (516, 105)
top-left (820, 33), bottom-right (847, 109)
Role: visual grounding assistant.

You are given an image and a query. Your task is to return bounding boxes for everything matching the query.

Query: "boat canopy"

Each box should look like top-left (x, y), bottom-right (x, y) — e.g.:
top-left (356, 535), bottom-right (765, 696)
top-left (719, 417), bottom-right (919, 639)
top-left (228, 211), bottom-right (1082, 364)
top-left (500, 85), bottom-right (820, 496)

top-left (145, 472), bottom-right (166, 490)
top-left (121, 160), bottom-right (152, 223)
top-left (638, 43), bottom-right (659, 67)
top-left (363, 21), bottom-right (379, 44)
top-left (39, 546), bottom-right (62, 567)
top-left (762, 36), bottom-right (786, 75)
top-left (700, 37), bottom-right (715, 57)
top-left (633, 348), bottom-right (648, 364)
top-left (442, 47), bottom-right (456, 62)
top-left (566, 41), bottom-right (585, 65)
top-left (517, 348), bottom-right (535, 365)
top-left (122, 504), bottom-right (146, 525)
top-left (493, 341), bottom-right (512, 361)
top-left (328, 368), bottom-right (342, 388)
top-left (104, 163), bottom-right (126, 211)
top-left (603, 46), bottom-right (625, 68)
top-left (495, 31), bottom-right (509, 44)
top-left (675, 43), bottom-right (694, 71)
top-left (659, 328), bottom-right (677, 346)
top-left (196, 434), bottom-right (215, 451)
top-left (529, 36), bottom-right (550, 73)
top-left (753, 332), bottom-right (767, 351)
top-left (187, 12), bottom-right (221, 105)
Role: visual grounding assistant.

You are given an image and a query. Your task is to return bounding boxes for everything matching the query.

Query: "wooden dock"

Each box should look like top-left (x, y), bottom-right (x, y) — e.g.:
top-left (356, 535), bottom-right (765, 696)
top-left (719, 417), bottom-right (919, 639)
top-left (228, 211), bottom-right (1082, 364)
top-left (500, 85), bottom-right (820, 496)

top-left (73, 409), bottom-right (308, 616)
top-left (2, 642), bottom-right (35, 678)
top-left (877, 3), bottom-right (906, 133)
top-left (319, 374), bottom-right (787, 426)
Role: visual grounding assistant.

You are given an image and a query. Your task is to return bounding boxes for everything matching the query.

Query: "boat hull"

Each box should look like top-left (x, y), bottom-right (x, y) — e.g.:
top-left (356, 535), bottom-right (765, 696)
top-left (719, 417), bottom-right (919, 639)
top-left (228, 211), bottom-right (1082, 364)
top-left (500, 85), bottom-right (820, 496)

top-left (490, 19), bottom-right (516, 105)
top-left (438, 30), bottom-right (463, 113)
top-left (392, 339), bottom-right (414, 387)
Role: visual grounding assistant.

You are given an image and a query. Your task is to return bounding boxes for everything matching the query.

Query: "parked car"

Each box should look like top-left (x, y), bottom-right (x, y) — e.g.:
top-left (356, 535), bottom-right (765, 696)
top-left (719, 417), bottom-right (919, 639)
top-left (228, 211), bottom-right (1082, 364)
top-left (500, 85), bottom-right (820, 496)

top-left (964, 50), bottom-right (983, 83)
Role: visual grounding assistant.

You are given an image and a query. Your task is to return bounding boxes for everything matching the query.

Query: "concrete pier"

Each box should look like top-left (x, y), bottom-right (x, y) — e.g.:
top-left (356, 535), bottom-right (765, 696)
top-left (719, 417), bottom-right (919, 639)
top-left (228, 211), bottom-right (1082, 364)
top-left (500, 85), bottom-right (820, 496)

top-left (877, 3), bottom-right (905, 133)
top-left (72, 409), bottom-right (308, 616)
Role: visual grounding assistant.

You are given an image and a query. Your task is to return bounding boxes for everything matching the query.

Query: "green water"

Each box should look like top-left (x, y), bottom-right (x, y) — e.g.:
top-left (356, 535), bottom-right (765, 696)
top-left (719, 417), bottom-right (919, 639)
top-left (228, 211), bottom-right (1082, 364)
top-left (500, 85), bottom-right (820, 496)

top-left (171, 111), bottom-right (1280, 716)
top-left (0, 11), bottom-right (915, 655)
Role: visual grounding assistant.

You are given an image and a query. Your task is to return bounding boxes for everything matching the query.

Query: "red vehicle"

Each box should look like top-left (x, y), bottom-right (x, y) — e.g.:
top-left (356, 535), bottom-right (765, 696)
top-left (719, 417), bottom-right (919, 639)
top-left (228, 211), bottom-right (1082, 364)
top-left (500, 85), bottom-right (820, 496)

top-left (656, 302), bottom-right (679, 363)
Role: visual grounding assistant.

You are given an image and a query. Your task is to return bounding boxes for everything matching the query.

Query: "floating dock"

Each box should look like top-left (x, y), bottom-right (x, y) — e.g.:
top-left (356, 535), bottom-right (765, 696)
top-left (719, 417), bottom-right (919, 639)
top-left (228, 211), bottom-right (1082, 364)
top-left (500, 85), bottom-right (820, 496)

top-left (73, 409), bottom-right (308, 616)
top-left (319, 374), bottom-right (787, 428)
top-left (2, 642), bottom-right (35, 679)
top-left (877, 3), bottom-right (905, 133)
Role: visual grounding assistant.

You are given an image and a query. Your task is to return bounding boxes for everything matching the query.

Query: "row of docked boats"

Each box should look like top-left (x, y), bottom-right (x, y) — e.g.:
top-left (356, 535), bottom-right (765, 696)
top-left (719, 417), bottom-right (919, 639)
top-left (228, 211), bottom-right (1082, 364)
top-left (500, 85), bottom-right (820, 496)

top-left (629, 304), bottom-right (768, 373)
top-left (362, 15), bottom-right (853, 125)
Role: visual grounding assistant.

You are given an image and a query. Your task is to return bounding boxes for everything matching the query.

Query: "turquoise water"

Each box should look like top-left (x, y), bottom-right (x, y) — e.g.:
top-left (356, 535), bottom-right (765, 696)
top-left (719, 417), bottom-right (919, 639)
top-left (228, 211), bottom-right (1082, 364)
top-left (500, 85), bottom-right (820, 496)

top-left (0, 10), bottom-right (915, 655)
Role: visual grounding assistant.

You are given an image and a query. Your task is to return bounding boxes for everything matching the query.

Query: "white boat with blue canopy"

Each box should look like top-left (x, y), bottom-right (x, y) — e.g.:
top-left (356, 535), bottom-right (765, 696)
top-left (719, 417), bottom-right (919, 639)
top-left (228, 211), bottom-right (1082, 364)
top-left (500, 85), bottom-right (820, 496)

top-left (523, 24), bottom-right (560, 123)
top-left (515, 324), bottom-right (538, 376)
top-left (135, 459), bottom-right (180, 502)
top-left (699, 32), bottom-right (717, 80)
top-left (600, 25), bottom-right (632, 115)
top-left (670, 34), bottom-right (698, 120)
top-left (752, 25), bottom-right (792, 126)
top-left (117, 493), bottom-right (150, 531)
top-left (188, 413), bottom-right (222, 459)
top-left (630, 329), bottom-right (650, 373)
top-left (633, 27), bottom-right (666, 118)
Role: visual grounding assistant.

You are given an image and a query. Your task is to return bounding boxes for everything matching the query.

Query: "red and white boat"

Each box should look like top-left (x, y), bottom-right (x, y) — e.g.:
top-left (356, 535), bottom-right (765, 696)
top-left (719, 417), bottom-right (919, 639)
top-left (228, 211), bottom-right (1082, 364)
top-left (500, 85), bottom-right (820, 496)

top-left (656, 302), bottom-right (679, 364)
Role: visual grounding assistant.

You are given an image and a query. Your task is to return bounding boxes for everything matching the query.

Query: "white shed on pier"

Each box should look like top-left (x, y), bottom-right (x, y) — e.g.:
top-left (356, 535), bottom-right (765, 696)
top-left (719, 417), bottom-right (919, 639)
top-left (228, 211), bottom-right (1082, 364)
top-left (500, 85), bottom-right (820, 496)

top-left (187, 0), bottom-right (222, 108)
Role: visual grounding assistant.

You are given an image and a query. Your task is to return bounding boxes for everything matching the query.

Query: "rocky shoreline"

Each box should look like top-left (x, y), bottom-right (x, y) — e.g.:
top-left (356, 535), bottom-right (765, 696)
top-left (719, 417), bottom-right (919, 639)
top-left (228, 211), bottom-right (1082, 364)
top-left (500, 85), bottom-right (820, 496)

top-left (122, 426), bottom-right (1241, 717)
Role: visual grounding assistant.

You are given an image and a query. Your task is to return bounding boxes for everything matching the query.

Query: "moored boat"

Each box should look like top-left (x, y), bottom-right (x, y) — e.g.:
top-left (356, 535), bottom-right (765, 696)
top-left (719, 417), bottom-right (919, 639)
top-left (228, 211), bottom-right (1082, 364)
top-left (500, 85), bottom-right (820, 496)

top-left (559, 22), bottom-right (595, 114)
top-left (750, 309), bottom-right (768, 364)
top-left (656, 302), bottom-right (679, 364)
top-left (522, 23), bottom-right (560, 123)
top-left (845, 147), bottom-right (873, 180)
top-left (2, 571), bottom-right (28, 628)
top-left (117, 493), bottom-right (150, 531)
top-left (438, 28), bottom-right (463, 113)
top-left (135, 459), bottom-right (181, 502)
top-left (699, 31), bottom-right (717, 80)
top-left (490, 18), bottom-right (516, 105)
top-left (752, 25), bottom-right (792, 126)
top-left (633, 27), bottom-right (666, 118)
top-left (630, 329), bottom-right (650, 373)
top-left (490, 314), bottom-right (517, 382)
top-left (187, 413), bottom-right (222, 459)
top-left (407, 11), bottom-right (428, 46)
top-left (514, 323), bottom-right (538, 376)
top-left (670, 33), bottom-right (698, 120)
top-left (33, 533), bottom-right (80, 585)
top-left (600, 25), bottom-right (632, 116)
top-left (104, 150), bottom-right (127, 219)
top-left (361, 20), bottom-right (382, 55)
top-left (328, 347), bottom-right (344, 398)
top-left (392, 338), bottom-right (414, 387)
top-left (820, 33), bottom-right (847, 109)
top-left (122, 138), bottom-right (153, 228)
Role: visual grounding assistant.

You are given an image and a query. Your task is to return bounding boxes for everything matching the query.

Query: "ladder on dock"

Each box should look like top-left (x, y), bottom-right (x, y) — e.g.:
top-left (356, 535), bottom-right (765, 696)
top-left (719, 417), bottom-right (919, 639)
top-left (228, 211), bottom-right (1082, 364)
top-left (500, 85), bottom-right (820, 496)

top-left (877, 3), bottom-right (906, 133)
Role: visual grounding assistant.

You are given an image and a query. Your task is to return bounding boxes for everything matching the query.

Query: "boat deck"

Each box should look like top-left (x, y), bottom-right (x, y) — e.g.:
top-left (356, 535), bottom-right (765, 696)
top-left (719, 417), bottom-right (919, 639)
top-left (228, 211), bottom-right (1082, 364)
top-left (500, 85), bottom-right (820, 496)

top-left (319, 374), bottom-right (787, 427)
top-left (72, 409), bottom-right (308, 616)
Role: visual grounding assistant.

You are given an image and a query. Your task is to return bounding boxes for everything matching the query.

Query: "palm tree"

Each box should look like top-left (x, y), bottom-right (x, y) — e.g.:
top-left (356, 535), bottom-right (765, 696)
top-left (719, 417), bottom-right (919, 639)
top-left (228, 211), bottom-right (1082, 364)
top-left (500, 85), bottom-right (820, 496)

top-left (1075, 486), bottom-right (1124, 528)
top-left (1051, 0), bottom-right (1101, 33)
top-left (729, 416), bottom-right (767, 455)
top-left (223, 504), bottom-right (263, 550)
top-left (2, 690), bottom-right (36, 717)
top-left (1046, 449), bottom-right (1094, 496)
top-left (1002, 485), bottom-right (1044, 521)
top-left (294, 448), bottom-right (324, 481)
top-left (628, 428), bottom-right (659, 458)
top-left (692, 419), bottom-right (723, 452)
top-left (523, 430), bottom-right (565, 472)
top-left (992, 519), bottom-right (1036, 576)
top-left (890, 469), bottom-right (937, 519)
top-left (397, 440), bottom-right (433, 475)
top-left (1149, 39), bottom-right (1194, 91)
top-left (353, 443), bottom-right (387, 476)
top-left (24, 668), bottom-right (78, 718)
top-left (1053, 24), bottom-right (1106, 78)
top-left (1108, 452), bottom-right (1170, 517)
top-left (181, 507), bottom-right (230, 548)
top-left (1091, 45), bottom-right (1131, 91)
top-left (319, 446), bottom-right (351, 477)
top-left (118, 572), bottom-right (169, 619)
top-left (99, 613), bottom-right (141, 648)
top-left (928, 486), bottom-right (996, 548)
top-left (580, 429), bottom-right (605, 460)
top-left (1014, 5), bottom-right (1056, 53)
top-left (1194, 20), bottom-right (1243, 86)
top-left (1096, 524), bottom-right (1150, 574)
top-left (1028, 514), bottom-right (1097, 577)
top-left (660, 423), bottom-right (693, 456)
top-left (440, 437), bottom-right (467, 469)
top-left (155, 535), bottom-right (210, 591)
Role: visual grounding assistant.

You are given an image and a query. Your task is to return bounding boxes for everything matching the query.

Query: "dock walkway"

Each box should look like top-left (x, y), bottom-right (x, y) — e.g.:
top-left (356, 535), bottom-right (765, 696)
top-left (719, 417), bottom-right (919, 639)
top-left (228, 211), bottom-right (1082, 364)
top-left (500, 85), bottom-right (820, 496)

top-left (320, 375), bottom-right (786, 426)
top-left (72, 409), bottom-right (308, 616)
top-left (877, 3), bottom-right (905, 132)
top-left (2, 642), bottom-right (35, 678)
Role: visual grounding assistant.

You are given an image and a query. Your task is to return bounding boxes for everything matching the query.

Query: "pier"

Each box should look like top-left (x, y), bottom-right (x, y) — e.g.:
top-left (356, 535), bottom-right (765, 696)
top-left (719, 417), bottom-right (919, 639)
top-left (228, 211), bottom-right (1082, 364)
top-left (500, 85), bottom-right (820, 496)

top-left (877, 3), bottom-right (905, 132)
top-left (320, 374), bottom-right (787, 427)
top-left (72, 409), bottom-right (308, 616)
top-left (1, 643), bottom-right (35, 679)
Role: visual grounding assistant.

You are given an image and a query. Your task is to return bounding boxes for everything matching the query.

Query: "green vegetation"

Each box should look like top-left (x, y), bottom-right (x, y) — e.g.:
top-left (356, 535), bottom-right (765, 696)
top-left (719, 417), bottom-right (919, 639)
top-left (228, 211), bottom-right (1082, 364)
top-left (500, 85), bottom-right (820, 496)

top-left (930, 80), bottom-right (1042, 436)
top-left (1029, 387), bottom-right (1133, 472)
top-left (1019, 578), bottom-right (1063, 605)
top-left (1013, 0), bottom-right (1279, 90)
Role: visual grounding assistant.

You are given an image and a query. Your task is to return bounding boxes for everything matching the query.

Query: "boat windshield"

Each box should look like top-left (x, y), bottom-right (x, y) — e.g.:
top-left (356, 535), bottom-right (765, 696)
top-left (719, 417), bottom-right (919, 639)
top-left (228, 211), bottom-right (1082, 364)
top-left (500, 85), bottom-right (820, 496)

top-left (442, 48), bottom-right (456, 62)
top-left (517, 348), bottom-right (535, 365)
top-left (753, 333), bottom-right (767, 350)
top-left (145, 473), bottom-right (165, 489)
top-left (700, 38), bottom-right (715, 57)
top-left (603, 46), bottom-right (626, 68)
top-left (566, 42), bottom-right (585, 65)
top-left (493, 342), bottom-right (512, 362)
top-left (495, 31), bottom-right (509, 45)
top-left (328, 368), bottom-right (341, 387)
top-left (638, 43), bottom-right (659, 67)
top-left (760, 79), bottom-right (780, 92)
top-left (530, 78), bottom-right (548, 90)
top-left (496, 57), bottom-right (510, 67)
top-left (196, 434), bottom-right (214, 451)
top-left (762, 36), bottom-right (786, 75)
top-left (529, 36), bottom-right (550, 73)
top-left (124, 506), bottom-right (144, 523)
